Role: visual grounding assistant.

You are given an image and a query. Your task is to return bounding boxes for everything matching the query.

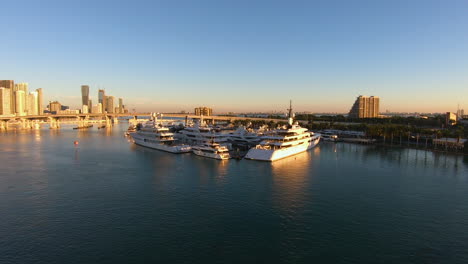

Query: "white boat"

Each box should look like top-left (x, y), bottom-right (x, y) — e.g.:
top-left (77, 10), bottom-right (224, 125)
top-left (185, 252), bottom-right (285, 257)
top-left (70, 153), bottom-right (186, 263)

top-left (177, 123), bottom-right (231, 149)
top-left (244, 101), bottom-right (321, 161)
top-left (228, 126), bottom-right (262, 146)
top-left (130, 120), bottom-right (192, 153)
top-left (192, 142), bottom-right (231, 160)
top-left (320, 132), bottom-right (339, 142)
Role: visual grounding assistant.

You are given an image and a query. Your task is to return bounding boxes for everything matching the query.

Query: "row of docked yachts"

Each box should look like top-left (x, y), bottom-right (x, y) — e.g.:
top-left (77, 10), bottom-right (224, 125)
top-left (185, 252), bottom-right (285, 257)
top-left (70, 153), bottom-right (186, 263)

top-left (128, 104), bottom-right (324, 161)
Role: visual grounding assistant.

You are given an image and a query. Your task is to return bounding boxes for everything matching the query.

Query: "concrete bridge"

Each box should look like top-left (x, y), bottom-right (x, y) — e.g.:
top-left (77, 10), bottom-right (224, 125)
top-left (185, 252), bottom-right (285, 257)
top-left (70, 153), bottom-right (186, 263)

top-left (0, 113), bottom-right (288, 130)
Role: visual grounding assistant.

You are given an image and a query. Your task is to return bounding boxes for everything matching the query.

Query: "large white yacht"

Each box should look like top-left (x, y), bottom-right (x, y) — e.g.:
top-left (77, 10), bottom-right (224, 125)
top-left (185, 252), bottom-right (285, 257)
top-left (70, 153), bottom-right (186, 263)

top-left (130, 119), bottom-right (192, 153)
top-left (177, 122), bottom-right (231, 149)
top-left (244, 101), bottom-right (321, 161)
top-left (192, 142), bottom-right (230, 160)
top-left (228, 126), bottom-right (262, 146)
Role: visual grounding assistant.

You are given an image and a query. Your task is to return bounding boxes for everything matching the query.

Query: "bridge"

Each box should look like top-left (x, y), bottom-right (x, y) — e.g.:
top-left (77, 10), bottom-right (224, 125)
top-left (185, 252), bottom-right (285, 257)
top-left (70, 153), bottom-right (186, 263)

top-left (0, 113), bottom-right (287, 130)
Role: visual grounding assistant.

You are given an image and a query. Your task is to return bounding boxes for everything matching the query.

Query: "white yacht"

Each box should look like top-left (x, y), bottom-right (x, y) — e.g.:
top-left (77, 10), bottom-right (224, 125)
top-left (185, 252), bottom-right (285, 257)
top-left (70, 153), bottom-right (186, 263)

top-left (192, 142), bottom-right (231, 160)
top-left (321, 132), bottom-right (339, 142)
top-left (177, 123), bottom-right (231, 149)
top-left (130, 120), bottom-right (192, 153)
top-left (228, 126), bottom-right (262, 146)
top-left (244, 101), bottom-right (321, 161)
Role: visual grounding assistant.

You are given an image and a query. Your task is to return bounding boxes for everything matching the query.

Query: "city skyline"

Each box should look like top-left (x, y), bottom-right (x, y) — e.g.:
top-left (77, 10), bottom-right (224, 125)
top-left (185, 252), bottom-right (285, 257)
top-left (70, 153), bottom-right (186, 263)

top-left (1, 0), bottom-right (467, 113)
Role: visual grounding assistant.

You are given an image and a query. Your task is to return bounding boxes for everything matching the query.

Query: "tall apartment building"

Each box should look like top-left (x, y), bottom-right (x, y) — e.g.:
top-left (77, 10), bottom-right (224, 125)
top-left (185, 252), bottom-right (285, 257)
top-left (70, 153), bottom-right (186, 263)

top-left (0, 87), bottom-right (11, 115)
top-left (36, 88), bottom-right (43, 115)
top-left (15, 90), bottom-right (26, 116)
top-left (14, 83), bottom-right (28, 116)
top-left (348, 96), bottom-right (380, 118)
top-left (49, 101), bottom-right (62, 114)
top-left (98, 89), bottom-right (106, 113)
top-left (81, 85), bottom-right (90, 107)
top-left (118, 98), bottom-right (123, 114)
top-left (106, 96), bottom-right (115, 113)
top-left (194, 106), bottom-right (213, 116)
top-left (27, 91), bottom-right (39, 115)
top-left (92, 103), bottom-right (102, 114)
top-left (0, 80), bottom-right (15, 113)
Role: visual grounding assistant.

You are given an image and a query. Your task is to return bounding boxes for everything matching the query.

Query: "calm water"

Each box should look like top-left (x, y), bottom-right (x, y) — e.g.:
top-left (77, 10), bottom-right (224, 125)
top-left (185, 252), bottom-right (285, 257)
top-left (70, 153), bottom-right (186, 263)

top-left (1, 124), bottom-right (468, 264)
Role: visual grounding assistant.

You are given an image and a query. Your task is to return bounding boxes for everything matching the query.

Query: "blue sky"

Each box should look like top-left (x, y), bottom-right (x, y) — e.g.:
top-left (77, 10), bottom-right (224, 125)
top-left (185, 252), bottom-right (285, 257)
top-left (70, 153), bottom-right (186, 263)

top-left (1, 0), bottom-right (467, 113)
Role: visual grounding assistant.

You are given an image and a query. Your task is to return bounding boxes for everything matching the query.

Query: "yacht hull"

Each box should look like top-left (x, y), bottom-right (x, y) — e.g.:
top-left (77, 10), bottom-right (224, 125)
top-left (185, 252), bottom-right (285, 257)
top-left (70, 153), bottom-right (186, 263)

top-left (192, 149), bottom-right (230, 160)
top-left (131, 133), bottom-right (192, 153)
top-left (245, 137), bottom-right (320, 161)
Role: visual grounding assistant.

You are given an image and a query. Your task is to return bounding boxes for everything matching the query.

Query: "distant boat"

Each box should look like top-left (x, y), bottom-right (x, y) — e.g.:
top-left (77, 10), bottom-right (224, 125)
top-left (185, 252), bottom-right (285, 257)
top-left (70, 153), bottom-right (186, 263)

top-left (192, 142), bottom-right (230, 160)
top-left (73, 124), bottom-right (93, 130)
top-left (176, 122), bottom-right (231, 149)
top-left (130, 120), bottom-right (191, 153)
top-left (320, 132), bottom-right (339, 142)
top-left (227, 126), bottom-right (262, 147)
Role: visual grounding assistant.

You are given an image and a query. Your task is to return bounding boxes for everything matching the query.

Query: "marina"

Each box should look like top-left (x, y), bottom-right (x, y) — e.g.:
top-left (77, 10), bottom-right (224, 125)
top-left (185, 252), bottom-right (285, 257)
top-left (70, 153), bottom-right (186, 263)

top-left (126, 103), bottom-right (324, 161)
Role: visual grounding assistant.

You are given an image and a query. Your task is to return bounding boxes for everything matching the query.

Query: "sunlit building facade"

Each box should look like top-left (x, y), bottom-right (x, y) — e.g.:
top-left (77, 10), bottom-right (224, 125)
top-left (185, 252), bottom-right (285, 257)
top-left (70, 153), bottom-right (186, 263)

top-left (348, 95), bottom-right (380, 118)
top-left (0, 87), bottom-right (11, 115)
top-left (194, 106), bottom-right (213, 116)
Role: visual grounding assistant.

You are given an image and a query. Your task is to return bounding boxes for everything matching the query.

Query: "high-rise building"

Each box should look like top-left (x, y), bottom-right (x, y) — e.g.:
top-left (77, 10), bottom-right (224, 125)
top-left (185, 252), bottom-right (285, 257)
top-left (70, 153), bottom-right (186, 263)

top-left (81, 85), bottom-right (90, 106)
top-left (82, 104), bottom-right (89, 114)
top-left (0, 80), bottom-right (15, 114)
top-left (27, 91), bottom-right (39, 115)
top-left (106, 96), bottom-right (115, 113)
top-left (348, 95), bottom-right (380, 118)
top-left (88, 100), bottom-right (93, 113)
top-left (14, 83), bottom-right (28, 116)
top-left (14, 90), bottom-right (26, 116)
top-left (49, 101), bottom-right (62, 114)
top-left (36, 88), bottom-right (43, 115)
top-left (118, 98), bottom-right (123, 114)
top-left (92, 103), bottom-right (102, 114)
top-left (194, 106), bottom-right (213, 116)
top-left (98, 89), bottom-right (106, 113)
top-left (0, 87), bottom-right (11, 115)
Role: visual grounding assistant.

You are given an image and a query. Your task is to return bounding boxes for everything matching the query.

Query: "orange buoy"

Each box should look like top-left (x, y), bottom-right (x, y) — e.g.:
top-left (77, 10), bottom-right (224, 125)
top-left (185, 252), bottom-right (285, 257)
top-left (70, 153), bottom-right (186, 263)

top-left (74, 141), bottom-right (79, 146)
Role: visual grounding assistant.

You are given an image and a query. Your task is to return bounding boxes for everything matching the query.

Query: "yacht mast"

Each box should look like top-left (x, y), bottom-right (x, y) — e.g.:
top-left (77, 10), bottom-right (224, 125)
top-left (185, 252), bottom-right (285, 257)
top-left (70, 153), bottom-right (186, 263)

top-left (287, 100), bottom-right (293, 126)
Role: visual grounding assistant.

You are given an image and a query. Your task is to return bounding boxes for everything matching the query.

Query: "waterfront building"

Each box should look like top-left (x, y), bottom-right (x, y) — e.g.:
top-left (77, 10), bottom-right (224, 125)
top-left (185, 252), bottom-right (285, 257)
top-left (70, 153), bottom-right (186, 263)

top-left (106, 96), bottom-right (115, 113)
top-left (0, 80), bottom-right (15, 113)
top-left (14, 83), bottom-right (28, 116)
top-left (36, 88), bottom-right (43, 115)
top-left (92, 103), bottom-right (102, 114)
top-left (14, 90), bottom-right (26, 116)
top-left (81, 85), bottom-right (89, 107)
top-left (82, 104), bottom-right (89, 114)
top-left (88, 100), bottom-right (93, 113)
top-left (27, 91), bottom-right (39, 115)
top-left (49, 101), bottom-right (61, 114)
top-left (118, 98), bottom-right (123, 114)
top-left (98, 89), bottom-right (106, 113)
top-left (446, 112), bottom-right (457, 126)
top-left (195, 106), bottom-right (213, 116)
top-left (348, 95), bottom-right (380, 118)
top-left (0, 87), bottom-right (12, 115)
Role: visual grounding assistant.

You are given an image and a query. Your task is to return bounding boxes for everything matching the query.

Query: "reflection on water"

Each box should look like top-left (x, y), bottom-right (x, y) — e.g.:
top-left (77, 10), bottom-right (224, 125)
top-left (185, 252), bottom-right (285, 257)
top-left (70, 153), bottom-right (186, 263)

top-left (0, 125), bottom-right (468, 263)
top-left (270, 150), bottom-right (318, 216)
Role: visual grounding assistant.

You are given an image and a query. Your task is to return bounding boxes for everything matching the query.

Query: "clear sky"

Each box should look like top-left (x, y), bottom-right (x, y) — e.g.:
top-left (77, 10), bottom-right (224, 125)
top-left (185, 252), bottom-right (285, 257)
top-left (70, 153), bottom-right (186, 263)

top-left (1, 0), bottom-right (467, 113)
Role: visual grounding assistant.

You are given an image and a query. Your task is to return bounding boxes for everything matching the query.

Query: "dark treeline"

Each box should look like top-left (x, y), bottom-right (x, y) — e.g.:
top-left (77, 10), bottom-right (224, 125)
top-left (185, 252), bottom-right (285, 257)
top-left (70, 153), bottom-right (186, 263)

top-left (295, 114), bottom-right (447, 127)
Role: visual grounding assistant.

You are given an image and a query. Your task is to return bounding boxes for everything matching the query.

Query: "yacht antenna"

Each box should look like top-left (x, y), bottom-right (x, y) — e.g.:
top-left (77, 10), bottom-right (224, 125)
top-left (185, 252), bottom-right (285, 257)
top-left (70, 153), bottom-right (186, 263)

top-left (287, 100), bottom-right (293, 126)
